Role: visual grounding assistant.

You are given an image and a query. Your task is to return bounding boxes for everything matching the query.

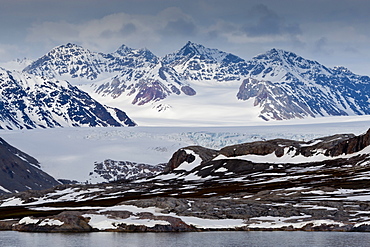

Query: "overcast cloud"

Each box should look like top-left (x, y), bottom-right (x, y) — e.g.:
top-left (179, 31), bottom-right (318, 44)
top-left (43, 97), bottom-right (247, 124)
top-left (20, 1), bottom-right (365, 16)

top-left (1, 0), bottom-right (370, 75)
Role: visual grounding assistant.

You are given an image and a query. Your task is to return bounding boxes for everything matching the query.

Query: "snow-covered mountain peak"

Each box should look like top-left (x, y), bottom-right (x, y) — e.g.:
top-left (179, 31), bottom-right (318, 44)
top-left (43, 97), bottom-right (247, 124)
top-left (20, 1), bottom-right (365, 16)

top-left (247, 48), bottom-right (333, 83)
top-left (159, 41), bottom-right (248, 84)
top-left (114, 44), bottom-right (134, 56)
top-left (253, 48), bottom-right (324, 71)
top-left (178, 41), bottom-right (209, 56)
top-left (23, 43), bottom-right (108, 81)
top-left (110, 44), bottom-right (159, 67)
top-left (133, 47), bottom-right (158, 64)
top-left (47, 43), bottom-right (95, 59)
top-left (162, 41), bottom-right (233, 65)
top-left (237, 48), bottom-right (370, 120)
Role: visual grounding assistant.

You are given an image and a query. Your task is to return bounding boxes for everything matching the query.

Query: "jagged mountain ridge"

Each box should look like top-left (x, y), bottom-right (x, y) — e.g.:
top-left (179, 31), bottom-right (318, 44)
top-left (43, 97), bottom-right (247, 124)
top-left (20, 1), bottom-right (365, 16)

top-left (23, 43), bottom-right (114, 80)
top-left (17, 42), bottom-right (370, 121)
top-left (237, 49), bottom-right (370, 120)
top-left (0, 68), bottom-right (136, 129)
top-left (162, 41), bottom-right (248, 82)
top-left (24, 43), bottom-right (196, 106)
top-left (163, 44), bottom-right (370, 120)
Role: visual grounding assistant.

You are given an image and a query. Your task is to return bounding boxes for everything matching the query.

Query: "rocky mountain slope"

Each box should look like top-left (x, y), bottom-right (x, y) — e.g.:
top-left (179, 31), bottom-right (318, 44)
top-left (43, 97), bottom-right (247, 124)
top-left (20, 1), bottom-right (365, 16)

top-left (163, 43), bottom-right (370, 120)
top-left (2, 129), bottom-right (370, 232)
top-left (0, 67), bottom-right (135, 129)
top-left (88, 159), bottom-right (166, 183)
top-left (24, 43), bottom-right (196, 107)
top-left (0, 137), bottom-right (60, 194)
top-left (162, 41), bottom-right (249, 82)
top-left (238, 49), bottom-right (370, 120)
top-left (23, 43), bottom-right (113, 81)
top-left (19, 42), bottom-right (370, 122)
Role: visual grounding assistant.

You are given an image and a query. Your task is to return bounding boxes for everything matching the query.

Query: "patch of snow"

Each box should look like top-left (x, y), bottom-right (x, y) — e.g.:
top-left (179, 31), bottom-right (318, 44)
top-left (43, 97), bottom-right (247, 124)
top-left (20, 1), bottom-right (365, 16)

top-left (174, 149), bottom-right (202, 171)
top-left (248, 215), bottom-right (344, 229)
top-left (0, 197), bottom-right (24, 206)
top-left (39, 219), bottom-right (64, 226)
top-left (215, 167), bottom-right (228, 173)
top-left (18, 217), bottom-right (39, 225)
top-left (84, 214), bottom-right (170, 230)
top-left (96, 204), bottom-right (247, 229)
top-left (214, 145), bottom-right (370, 165)
top-left (0, 185), bottom-right (12, 193)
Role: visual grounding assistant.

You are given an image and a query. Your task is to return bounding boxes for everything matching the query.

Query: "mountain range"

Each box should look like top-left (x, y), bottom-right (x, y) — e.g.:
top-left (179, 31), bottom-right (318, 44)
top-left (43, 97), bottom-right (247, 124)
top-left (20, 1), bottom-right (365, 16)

top-left (1, 41), bottom-right (370, 127)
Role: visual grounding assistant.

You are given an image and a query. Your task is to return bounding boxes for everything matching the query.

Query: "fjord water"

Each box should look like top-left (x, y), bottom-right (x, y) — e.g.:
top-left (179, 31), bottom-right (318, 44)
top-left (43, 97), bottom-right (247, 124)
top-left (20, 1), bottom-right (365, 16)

top-left (1, 231), bottom-right (370, 247)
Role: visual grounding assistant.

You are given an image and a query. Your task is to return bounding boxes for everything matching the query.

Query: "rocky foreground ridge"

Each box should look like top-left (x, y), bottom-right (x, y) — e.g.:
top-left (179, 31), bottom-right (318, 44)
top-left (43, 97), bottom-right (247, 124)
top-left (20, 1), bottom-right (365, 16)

top-left (2, 129), bottom-right (370, 232)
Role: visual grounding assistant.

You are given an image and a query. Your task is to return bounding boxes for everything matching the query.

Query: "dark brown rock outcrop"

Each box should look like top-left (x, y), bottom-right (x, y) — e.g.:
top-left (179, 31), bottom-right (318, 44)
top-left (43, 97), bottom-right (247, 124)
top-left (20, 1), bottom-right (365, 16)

top-left (165, 146), bottom-right (218, 172)
top-left (132, 80), bottom-right (170, 105)
top-left (165, 130), bottom-right (370, 174)
top-left (12, 211), bottom-right (92, 232)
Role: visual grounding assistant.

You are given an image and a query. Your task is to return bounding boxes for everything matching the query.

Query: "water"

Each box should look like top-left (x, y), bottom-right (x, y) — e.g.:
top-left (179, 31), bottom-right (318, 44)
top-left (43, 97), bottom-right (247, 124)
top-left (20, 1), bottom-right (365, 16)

top-left (1, 231), bottom-right (370, 247)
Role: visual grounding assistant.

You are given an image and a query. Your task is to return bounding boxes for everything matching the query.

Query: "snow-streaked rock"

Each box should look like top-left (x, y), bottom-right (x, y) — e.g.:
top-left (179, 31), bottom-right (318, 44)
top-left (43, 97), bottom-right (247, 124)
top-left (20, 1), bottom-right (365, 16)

top-left (0, 67), bottom-right (136, 129)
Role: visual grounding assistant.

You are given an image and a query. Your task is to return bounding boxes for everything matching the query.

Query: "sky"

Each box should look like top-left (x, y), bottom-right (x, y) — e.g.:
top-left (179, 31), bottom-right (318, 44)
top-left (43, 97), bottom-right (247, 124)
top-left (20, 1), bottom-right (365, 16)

top-left (1, 0), bottom-right (370, 75)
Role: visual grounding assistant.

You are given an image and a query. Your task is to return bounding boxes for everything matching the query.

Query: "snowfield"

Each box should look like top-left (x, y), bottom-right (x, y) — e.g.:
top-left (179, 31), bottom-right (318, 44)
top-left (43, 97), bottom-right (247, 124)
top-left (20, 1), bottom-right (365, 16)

top-left (0, 115), bottom-right (370, 182)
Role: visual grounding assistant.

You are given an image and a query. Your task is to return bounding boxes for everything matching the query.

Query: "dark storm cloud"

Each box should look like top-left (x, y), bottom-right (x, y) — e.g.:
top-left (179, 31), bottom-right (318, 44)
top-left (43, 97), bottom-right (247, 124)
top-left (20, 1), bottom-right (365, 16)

top-left (242, 4), bottom-right (301, 37)
top-left (1, 0), bottom-right (370, 74)
top-left (161, 18), bottom-right (197, 37)
top-left (314, 37), bottom-right (328, 52)
top-left (100, 23), bottom-right (137, 39)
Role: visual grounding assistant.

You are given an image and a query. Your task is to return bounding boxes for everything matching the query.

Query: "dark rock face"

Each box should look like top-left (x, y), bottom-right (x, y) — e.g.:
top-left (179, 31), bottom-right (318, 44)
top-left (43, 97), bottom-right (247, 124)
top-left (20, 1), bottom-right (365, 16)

top-left (181, 86), bottom-right (196, 96)
top-left (132, 80), bottom-right (171, 105)
top-left (108, 107), bottom-right (136, 126)
top-left (165, 149), bottom-right (195, 173)
top-left (237, 78), bottom-right (315, 120)
top-left (325, 128), bottom-right (370, 156)
top-left (0, 137), bottom-right (60, 194)
top-left (173, 133), bottom-right (368, 180)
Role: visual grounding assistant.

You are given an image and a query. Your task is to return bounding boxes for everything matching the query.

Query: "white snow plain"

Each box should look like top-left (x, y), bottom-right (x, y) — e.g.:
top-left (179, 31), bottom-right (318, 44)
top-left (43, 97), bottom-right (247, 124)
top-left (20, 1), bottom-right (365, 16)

top-left (0, 115), bottom-right (369, 182)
